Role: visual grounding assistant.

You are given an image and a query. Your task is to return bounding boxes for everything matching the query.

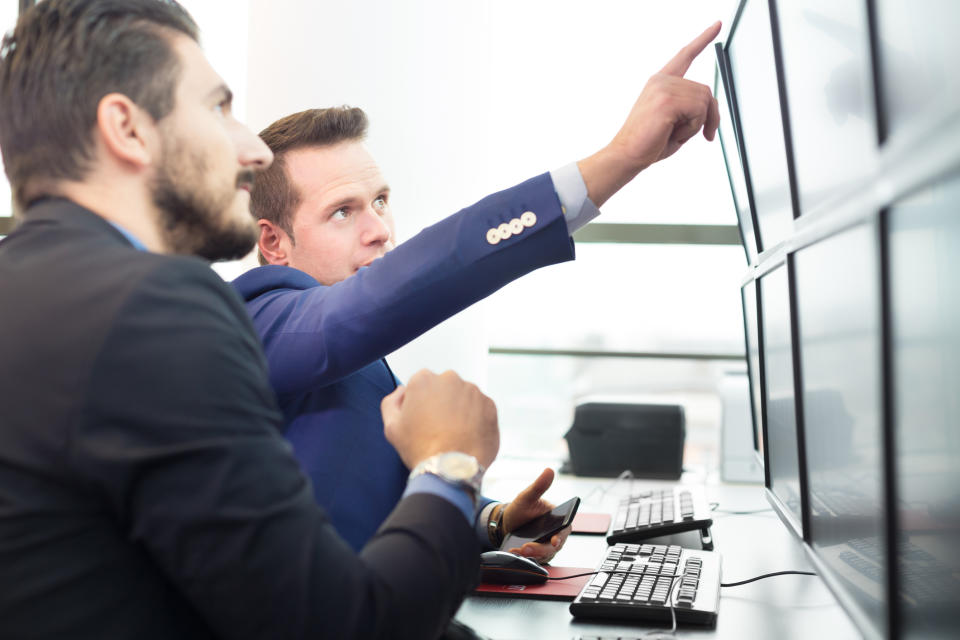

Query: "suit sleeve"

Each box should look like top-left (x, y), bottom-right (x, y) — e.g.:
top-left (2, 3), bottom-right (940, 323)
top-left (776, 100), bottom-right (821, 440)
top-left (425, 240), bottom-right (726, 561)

top-left (255, 172), bottom-right (576, 395)
top-left (72, 259), bottom-right (479, 640)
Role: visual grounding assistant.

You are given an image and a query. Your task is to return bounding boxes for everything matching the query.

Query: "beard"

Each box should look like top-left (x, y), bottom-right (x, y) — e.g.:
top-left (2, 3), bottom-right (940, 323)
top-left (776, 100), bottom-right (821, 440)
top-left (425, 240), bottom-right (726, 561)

top-left (151, 134), bottom-right (258, 262)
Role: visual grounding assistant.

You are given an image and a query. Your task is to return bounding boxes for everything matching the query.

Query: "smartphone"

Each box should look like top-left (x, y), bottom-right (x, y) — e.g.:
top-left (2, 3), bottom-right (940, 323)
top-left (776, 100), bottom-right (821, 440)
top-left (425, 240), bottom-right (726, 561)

top-left (500, 496), bottom-right (580, 551)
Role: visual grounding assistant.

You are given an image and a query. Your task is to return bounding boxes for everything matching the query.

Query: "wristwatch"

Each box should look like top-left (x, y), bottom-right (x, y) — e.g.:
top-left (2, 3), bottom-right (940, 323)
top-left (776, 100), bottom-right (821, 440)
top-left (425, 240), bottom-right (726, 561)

top-left (409, 452), bottom-right (485, 498)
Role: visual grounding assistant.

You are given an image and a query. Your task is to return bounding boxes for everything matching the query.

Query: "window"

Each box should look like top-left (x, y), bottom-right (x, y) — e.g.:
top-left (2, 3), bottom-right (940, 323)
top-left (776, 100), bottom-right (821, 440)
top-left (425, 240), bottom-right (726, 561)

top-left (1, 1), bottom-right (18, 227)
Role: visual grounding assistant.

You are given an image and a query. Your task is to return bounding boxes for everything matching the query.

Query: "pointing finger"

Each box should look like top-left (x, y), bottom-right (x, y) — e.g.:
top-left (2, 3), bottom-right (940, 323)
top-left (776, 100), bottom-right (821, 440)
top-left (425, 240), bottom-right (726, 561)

top-left (660, 21), bottom-right (722, 77)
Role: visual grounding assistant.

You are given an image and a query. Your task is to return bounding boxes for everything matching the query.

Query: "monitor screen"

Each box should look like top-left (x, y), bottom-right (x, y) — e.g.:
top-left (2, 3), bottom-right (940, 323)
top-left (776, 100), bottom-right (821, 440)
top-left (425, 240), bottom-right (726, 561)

top-left (875, 0), bottom-right (960, 139)
top-left (774, 0), bottom-right (878, 215)
top-left (887, 174), bottom-right (960, 639)
top-left (741, 279), bottom-right (764, 465)
top-left (715, 50), bottom-right (759, 263)
top-left (758, 262), bottom-right (802, 536)
top-left (794, 222), bottom-right (886, 638)
top-left (726, 0), bottom-right (794, 250)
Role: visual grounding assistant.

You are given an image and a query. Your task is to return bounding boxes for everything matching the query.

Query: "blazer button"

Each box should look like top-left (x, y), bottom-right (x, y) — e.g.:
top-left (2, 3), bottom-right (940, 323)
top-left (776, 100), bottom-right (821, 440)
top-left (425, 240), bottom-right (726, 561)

top-left (520, 211), bottom-right (537, 227)
top-left (509, 218), bottom-right (524, 234)
top-left (497, 223), bottom-right (512, 240)
top-left (486, 228), bottom-right (501, 245)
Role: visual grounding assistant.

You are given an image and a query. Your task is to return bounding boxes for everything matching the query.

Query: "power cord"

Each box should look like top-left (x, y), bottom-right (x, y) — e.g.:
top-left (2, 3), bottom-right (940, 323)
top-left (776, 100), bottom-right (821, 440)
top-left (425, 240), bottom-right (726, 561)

top-left (549, 568), bottom-right (815, 585)
top-left (721, 570), bottom-right (816, 587)
top-left (709, 501), bottom-right (773, 515)
top-left (581, 469), bottom-right (636, 506)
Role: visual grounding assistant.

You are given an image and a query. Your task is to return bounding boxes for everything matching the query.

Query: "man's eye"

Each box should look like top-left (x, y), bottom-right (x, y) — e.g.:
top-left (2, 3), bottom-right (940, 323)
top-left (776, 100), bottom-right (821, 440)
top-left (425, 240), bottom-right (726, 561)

top-left (331, 209), bottom-right (348, 220)
top-left (373, 196), bottom-right (387, 211)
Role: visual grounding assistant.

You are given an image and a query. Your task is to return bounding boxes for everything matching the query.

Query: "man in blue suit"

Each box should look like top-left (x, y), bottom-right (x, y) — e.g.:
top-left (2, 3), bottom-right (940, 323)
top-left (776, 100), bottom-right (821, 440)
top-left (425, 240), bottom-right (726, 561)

top-left (233, 24), bottom-right (722, 556)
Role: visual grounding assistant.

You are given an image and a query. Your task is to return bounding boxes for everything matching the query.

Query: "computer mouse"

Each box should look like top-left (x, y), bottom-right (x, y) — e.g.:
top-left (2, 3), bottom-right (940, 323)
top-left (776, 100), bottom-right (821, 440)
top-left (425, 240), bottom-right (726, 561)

top-left (478, 550), bottom-right (549, 585)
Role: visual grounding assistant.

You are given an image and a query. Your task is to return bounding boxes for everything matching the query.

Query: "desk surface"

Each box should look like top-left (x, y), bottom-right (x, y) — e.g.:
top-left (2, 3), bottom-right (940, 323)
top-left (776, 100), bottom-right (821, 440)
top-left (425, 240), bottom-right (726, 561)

top-left (456, 462), bottom-right (862, 640)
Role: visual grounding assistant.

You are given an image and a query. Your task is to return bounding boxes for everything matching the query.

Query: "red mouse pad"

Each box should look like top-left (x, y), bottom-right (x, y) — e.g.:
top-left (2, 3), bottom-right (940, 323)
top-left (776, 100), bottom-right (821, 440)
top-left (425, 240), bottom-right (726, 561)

top-left (571, 512), bottom-right (612, 535)
top-left (474, 566), bottom-right (594, 601)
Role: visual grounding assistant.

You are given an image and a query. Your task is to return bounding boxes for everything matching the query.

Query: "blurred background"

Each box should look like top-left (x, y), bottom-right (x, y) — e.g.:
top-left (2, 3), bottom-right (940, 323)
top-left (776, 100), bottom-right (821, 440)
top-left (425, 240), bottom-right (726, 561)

top-left (1, 0), bottom-right (746, 465)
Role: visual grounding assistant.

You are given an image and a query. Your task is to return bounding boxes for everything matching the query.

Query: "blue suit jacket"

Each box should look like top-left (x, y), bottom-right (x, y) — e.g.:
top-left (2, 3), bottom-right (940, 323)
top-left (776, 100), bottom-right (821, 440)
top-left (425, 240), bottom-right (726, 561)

top-left (233, 173), bottom-right (575, 550)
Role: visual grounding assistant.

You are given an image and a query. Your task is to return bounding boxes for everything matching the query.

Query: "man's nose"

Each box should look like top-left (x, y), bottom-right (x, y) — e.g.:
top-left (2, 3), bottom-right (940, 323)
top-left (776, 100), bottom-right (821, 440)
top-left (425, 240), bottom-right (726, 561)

top-left (359, 208), bottom-right (391, 245)
top-left (234, 121), bottom-right (273, 170)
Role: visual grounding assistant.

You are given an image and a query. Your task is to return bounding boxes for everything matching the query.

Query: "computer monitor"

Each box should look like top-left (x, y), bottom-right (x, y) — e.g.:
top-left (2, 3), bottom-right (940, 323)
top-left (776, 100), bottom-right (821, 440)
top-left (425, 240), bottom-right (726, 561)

top-left (757, 262), bottom-right (803, 538)
top-left (740, 279), bottom-right (764, 467)
top-left (886, 174), bottom-right (960, 639)
top-left (725, 0), bottom-right (795, 250)
top-left (793, 221), bottom-right (887, 639)
top-left (873, 0), bottom-right (960, 140)
top-left (714, 46), bottom-right (759, 263)
top-left (773, 0), bottom-right (878, 216)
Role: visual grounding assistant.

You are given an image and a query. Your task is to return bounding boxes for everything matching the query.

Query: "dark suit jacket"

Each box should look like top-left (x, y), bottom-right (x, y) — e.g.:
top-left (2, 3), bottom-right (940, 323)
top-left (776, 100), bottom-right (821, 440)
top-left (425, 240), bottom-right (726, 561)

top-left (0, 199), bottom-right (478, 640)
top-left (233, 173), bottom-right (576, 550)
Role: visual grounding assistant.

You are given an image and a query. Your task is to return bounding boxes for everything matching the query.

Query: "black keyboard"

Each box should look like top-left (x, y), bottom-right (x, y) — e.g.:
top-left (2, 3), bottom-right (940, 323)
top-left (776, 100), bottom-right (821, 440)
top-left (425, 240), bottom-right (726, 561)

top-left (607, 487), bottom-right (713, 545)
top-left (569, 543), bottom-right (721, 626)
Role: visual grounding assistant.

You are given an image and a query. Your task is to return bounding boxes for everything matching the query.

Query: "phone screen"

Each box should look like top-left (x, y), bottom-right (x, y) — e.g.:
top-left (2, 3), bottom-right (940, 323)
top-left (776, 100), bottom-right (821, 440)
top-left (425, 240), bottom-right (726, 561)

top-left (500, 496), bottom-right (580, 551)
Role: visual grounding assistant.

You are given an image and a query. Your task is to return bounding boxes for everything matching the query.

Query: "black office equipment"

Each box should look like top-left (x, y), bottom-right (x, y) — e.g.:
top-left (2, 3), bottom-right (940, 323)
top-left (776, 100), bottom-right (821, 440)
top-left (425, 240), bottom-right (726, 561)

top-left (757, 262), bottom-right (803, 539)
top-left (773, 0), bottom-right (877, 217)
top-left (564, 403), bottom-right (685, 479)
top-left (721, 0), bottom-right (960, 637)
top-left (501, 497), bottom-right (580, 550)
top-left (478, 551), bottom-right (549, 586)
top-left (885, 174), bottom-right (960, 639)
top-left (741, 279), bottom-right (764, 469)
top-left (569, 543), bottom-right (721, 626)
top-left (796, 222), bottom-right (887, 638)
top-left (725, 0), bottom-right (795, 250)
top-left (714, 44), bottom-right (759, 264)
top-left (606, 487), bottom-right (713, 548)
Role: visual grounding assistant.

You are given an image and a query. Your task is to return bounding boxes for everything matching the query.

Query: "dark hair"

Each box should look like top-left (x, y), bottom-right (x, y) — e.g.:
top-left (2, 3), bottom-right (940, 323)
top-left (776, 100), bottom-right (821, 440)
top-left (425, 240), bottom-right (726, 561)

top-left (0, 0), bottom-right (199, 209)
top-left (252, 106), bottom-right (369, 263)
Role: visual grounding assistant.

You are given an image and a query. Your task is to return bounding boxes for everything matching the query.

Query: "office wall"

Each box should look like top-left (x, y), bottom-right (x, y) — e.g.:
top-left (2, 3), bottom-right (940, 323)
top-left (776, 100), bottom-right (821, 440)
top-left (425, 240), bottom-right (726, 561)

top-left (0, 1), bottom-right (16, 221)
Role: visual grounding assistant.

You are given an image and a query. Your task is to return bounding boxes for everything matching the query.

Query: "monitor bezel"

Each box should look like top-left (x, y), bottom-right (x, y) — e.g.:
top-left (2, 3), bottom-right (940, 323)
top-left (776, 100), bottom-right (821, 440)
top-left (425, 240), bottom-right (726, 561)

top-left (714, 44), bottom-right (760, 265)
top-left (739, 277), bottom-right (766, 471)
top-left (792, 218), bottom-right (890, 640)
top-left (756, 257), bottom-right (805, 541)
top-left (721, 0), bottom-right (765, 255)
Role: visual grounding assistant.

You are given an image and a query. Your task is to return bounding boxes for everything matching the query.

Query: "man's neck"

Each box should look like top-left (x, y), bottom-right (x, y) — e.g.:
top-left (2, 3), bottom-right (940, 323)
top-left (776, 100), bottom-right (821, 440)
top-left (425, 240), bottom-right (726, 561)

top-left (54, 179), bottom-right (167, 253)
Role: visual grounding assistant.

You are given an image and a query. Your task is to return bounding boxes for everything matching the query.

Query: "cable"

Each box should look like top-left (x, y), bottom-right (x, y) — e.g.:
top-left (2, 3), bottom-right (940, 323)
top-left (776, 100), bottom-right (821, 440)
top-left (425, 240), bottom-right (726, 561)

top-left (581, 469), bottom-right (636, 505)
top-left (709, 501), bottom-right (773, 515)
top-left (548, 568), bottom-right (817, 587)
top-left (713, 507), bottom-right (774, 515)
top-left (721, 570), bottom-right (816, 587)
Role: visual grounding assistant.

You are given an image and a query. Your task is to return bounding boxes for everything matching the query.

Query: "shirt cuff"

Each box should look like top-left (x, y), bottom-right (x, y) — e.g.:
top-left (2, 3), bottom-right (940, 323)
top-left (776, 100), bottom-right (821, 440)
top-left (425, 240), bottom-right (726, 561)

top-left (403, 473), bottom-right (476, 525)
top-left (549, 161), bottom-right (602, 235)
top-left (474, 500), bottom-right (499, 550)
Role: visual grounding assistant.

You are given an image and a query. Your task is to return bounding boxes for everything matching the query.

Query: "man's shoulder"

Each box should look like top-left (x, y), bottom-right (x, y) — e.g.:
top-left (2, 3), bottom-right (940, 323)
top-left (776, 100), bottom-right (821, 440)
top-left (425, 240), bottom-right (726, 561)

top-left (232, 264), bottom-right (321, 302)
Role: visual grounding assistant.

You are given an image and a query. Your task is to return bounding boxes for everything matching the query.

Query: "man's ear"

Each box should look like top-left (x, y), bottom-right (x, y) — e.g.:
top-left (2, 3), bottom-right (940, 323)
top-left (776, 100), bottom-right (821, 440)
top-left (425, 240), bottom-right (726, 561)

top-left (258, 219), bottom-right (291, 265)
top-left (95, 93), bottom-right (156, 169)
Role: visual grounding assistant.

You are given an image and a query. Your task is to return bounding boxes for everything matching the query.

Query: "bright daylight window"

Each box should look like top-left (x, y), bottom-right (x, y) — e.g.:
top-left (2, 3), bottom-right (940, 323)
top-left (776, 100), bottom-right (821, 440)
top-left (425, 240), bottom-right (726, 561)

top-left (1, 1), bottom-right (17, 223)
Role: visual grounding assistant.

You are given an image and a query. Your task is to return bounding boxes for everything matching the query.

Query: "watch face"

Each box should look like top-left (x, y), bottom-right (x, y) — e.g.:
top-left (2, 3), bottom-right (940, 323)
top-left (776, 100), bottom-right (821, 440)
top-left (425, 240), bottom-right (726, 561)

top-left (439, 453), bottom-right (479, 480)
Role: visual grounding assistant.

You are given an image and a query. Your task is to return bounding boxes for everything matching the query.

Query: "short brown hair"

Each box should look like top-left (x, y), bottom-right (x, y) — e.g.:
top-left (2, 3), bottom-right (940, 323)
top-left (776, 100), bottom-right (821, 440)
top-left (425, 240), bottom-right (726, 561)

top-left (0, 0), bottom-right (199, 211)
top-left (252, 106), bottom-right (369, 262)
